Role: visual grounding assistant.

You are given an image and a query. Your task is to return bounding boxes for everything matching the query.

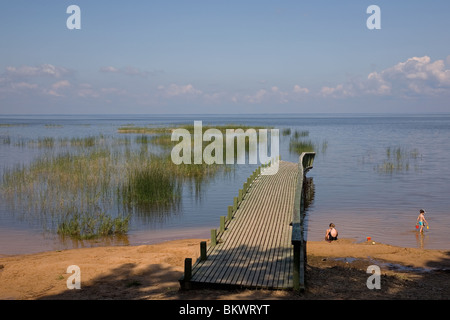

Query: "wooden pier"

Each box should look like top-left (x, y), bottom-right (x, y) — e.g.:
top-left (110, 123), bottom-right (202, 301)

top-left (180, 153), bottom-right (315, 291)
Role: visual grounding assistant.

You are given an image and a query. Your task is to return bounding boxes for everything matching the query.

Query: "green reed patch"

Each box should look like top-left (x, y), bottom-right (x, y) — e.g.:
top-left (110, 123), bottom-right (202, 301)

top-left (288, 131), bottom-right (328, 156)
top-left (118, 123), bottom-right (273, 135)
top-left (289, 139), bottom-right (316, 154)
top-left (376, 146), bottom-right (422, 174)
top-left (1, 134), bottom-right (230, 238)
top-left (57, 211), bottom-right (130, 239)
top-left (121, 159), bottom-right (181, 206)
top-left (292, 130), bottom-right (310, 139)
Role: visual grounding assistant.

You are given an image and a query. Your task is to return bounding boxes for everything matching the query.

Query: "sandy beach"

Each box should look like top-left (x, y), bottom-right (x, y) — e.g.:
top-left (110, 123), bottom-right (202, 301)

top-left (0, 238), bottom-right (449, 300)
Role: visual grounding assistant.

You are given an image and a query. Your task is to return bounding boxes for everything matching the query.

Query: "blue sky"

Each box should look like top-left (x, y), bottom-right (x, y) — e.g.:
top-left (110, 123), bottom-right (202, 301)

top-left (1, 1), bottom-right (450, 114)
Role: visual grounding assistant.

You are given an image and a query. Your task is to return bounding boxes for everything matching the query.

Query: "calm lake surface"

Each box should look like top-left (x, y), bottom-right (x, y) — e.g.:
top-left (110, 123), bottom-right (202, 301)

top-left (1, 113), bottom-right (449, 255)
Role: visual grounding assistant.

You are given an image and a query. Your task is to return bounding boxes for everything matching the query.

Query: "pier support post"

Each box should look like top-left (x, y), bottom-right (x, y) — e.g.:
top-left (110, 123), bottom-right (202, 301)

top-left (200, 241), bottom-right (207, 261)
top-left (293, 242), bottom-right (300, 291)
top-left (180, 258), bottom-right (192, 290)
top-left (220, 216), bottom-right (226, 233)
top-left (228, 205), bottom-right (233, 220)
top-left (211, 229), bottom-right (217, 246)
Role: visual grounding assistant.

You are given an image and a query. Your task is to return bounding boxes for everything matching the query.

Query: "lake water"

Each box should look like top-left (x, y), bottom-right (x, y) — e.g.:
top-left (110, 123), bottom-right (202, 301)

top-left (1, 113), bottom-right (449, 255)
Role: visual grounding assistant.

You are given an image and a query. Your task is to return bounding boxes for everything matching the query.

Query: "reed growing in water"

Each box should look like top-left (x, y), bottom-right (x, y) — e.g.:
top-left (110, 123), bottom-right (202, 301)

top-left (120, 156), bottom-right (181, 206)
top-left (1, 123), bottom-right (274, 239)
top-left (1, 131), bottom-right (230, 239)
top-left (57, 210), bottom-right (130, 239)
top-left (287, 129), bottom-right (328, 155)
top-left (117, 123), bottom-right (272, 135)
top-left (376, 146), bottom-right (421, 174)
top-left (289, 139), bottom-right (316, 154)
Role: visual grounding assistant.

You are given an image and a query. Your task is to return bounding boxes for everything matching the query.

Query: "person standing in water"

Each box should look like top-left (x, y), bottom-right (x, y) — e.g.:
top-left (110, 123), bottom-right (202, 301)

top-left (325, 223), bottom-right (338, 241)
top-left (416, 209), bottom-right (428, 233)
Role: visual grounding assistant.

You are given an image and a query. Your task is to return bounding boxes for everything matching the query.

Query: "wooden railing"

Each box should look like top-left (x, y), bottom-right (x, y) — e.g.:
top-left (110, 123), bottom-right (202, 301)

top-left (292, 152), bottom-right (315, 291)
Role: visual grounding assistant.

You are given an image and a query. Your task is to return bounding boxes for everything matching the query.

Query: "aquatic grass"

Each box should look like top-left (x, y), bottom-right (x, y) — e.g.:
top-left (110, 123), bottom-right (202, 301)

top-left (117, 126), bottom-right (168, 134)
top-left (173, 123), bottom-right (273, 134)
top-left (118, 123), bottom-right (273, 135)
top-left (35, 137), bottom-right (55, 148)
top-left (142, 132), bottom-right (257, 165)
top-left (288, 128), bottom-right (328, 156)
top-left (0, 135), bottom-right (11, 145)
top-left (1, 133), bottom-right (231, 238)
top-left (1, 147), bottom-right (125, 236)
top-left (121, 158), bottom-right (181, 206)
top-left (69, 136), bottom-right (97, 148)
top-left (321, 140), bottom-right (329, 153)
top-left (0, 123), bottom-right (28, 127)
top-left (376, 146), bottom-right (422, 174)
top-left (18, 135), bottom-right (103, 149)
top-left (118, 152), bottom-right (226, 210)
top-left (292, 130), bottom-right (309, 139)
top-left (135, 135), bottom-right (150, 144)
top-left (57, 210), bottom-right (130, 239)
top-left (289, 139), bottom-right (316, 154)
top-left (119, 123), bottom-right (278, 165)
top-left (149, 134), bottom-right (173, 149)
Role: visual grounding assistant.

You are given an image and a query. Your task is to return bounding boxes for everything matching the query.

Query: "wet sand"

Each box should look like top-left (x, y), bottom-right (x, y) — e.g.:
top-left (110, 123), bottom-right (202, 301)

top-left (0, 238), bottom-right (449, 300)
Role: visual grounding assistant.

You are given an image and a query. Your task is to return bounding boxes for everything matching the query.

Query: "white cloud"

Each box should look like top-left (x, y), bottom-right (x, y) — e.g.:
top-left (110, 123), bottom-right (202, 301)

top-left (11, 82), bottom-right (39, 90)
top-left (5, 64), bottom-right (70, 78)
top-left (45, 90), bottom-right (63, 97)
top-left (99, 66), bottom-right (119, 73)
top-left (244, 89), bottom-right (267, 104)
top-left (158, 84), bottom-right (203, 97)
top-left (99, 66), bottom-right (154, 78)
top-left (293, 85), bottom-right (309, 94)
top-left (369, 56), bottom-right (450, 96)
top-left (77, 83), bottom-right (100, 98)
top-left (0, 64), bottom-right (74, 98)
top-left (321, 55), bottom-right (450, 98)
top-left (52, 80), bottom-right (71, 89)
top-left (231, 84), bottom-right (310, 105)
top-left (100, 87), bottom-right (127, 95)
top-left (320, 84), bottom-right (356, 98)
top-left (41, 80), bottom-right (72, 97)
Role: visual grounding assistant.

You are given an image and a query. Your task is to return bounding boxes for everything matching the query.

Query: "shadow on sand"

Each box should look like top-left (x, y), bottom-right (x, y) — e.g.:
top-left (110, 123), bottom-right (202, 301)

top-left (38, 247), bottom-right (450, 300)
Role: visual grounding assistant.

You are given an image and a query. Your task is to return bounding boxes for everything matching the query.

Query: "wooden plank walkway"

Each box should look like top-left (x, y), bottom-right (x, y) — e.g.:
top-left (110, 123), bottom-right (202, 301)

top-left (186, 160), bottom-right (299, 290)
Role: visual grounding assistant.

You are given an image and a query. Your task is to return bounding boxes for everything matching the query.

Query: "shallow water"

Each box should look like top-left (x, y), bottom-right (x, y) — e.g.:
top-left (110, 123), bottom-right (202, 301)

top-left (1, 113), bottom-right (449, 255)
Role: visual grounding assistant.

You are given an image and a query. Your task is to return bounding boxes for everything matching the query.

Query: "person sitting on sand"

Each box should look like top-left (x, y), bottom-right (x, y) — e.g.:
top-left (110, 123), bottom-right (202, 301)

top-left (416, 209), bottom-right (428, 233)
top-left (325, 223), bottom-right (338, 241)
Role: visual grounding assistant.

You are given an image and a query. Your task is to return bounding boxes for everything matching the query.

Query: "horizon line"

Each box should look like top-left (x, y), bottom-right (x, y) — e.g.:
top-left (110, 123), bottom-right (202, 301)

top-left (2, 111), bottom-right (450, 117)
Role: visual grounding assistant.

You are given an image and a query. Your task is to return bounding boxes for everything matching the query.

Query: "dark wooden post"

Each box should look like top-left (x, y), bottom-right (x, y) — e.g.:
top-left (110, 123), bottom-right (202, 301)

top-left (293, 242), bottom-right (300, 291)
top-left (200, 241), bottom-right (207, 261)
top-left (180, 258), bottom-right (192, 290)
